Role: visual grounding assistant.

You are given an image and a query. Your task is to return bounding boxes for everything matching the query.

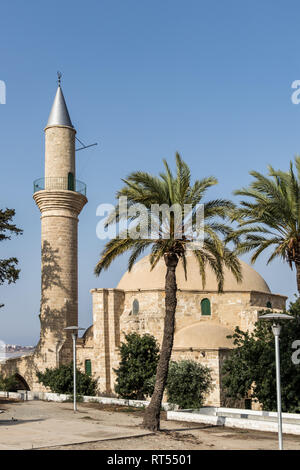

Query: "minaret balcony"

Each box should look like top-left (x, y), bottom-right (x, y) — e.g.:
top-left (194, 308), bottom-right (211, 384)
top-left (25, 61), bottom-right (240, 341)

top-left (33, 177), bottom-right (87, 196)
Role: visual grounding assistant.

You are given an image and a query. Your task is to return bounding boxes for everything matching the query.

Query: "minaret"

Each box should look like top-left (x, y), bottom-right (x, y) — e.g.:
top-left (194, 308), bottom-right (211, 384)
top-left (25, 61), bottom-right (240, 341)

top-left (33, 77), bottom-right (87, 367)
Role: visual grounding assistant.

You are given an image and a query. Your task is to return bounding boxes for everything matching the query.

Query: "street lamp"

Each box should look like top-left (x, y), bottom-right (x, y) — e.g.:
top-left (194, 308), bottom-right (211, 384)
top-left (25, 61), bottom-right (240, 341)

top-left (259, 312), bottom-right (294, 450)
top-left (64, 326), bottom-right (85, 412)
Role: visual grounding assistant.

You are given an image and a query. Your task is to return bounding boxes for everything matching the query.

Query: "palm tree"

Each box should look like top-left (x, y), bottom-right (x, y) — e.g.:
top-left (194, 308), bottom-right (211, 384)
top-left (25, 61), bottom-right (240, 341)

top-left (230, 156), bottom-right (300, 293)
top-left (95, 153), bottom-right (241, 431)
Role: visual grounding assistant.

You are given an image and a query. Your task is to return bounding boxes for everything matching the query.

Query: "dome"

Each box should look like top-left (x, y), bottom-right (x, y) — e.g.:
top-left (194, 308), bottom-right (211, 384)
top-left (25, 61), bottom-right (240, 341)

top-left (173, 322), bottom-right (234, 349)
top-left (117, 253), bottom-right (271, 293)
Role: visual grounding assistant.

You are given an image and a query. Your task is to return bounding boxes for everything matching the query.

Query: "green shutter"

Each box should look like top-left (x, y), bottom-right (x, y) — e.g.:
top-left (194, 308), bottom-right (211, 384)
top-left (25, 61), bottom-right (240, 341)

top-left (266, 301), bottom-right (272, 309)
top-left (85, 359), bottom-right (92, 376)
top-left (201, 298), bottom-right (211, 316)
top-left (68, 172), bottom-right (75, 191)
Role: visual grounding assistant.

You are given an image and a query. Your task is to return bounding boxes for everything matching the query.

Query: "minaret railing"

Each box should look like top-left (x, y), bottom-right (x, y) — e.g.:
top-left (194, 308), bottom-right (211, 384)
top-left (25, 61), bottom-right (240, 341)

top-left (33, 177), bottom-right (86, 196)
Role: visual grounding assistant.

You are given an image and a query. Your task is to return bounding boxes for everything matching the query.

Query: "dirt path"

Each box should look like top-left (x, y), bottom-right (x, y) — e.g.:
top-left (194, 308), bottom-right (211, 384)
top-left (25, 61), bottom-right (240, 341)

top-left (1, 400), bottom-right (299, 450)
top-left (41, 402), bottom-right (300, 451)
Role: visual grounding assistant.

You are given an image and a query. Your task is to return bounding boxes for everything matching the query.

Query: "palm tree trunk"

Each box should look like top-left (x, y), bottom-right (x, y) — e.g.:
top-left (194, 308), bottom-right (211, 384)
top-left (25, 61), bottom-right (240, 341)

top-left (296, 262), bottom-right (300, 294)
top-left (142, 252), bottom-right (178, 431)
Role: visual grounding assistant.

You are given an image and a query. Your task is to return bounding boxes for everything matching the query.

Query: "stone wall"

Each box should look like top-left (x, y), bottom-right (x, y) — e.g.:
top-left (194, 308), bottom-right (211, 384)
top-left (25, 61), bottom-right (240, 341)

top-left (76, 287), bottom-right (286, 402)
top-left (0, 286), bottom-right (287, 401)
top-left (79, 289), bottom-right (124, 394)
top-left (171, 348), bottom-right (224, 406)
top-left (120, 289), bottom-right (286, 338)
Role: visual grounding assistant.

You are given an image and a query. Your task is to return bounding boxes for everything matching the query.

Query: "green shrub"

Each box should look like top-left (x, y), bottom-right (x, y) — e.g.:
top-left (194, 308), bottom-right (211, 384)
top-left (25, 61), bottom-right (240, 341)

top-left (114, 332), bottom-right (159, 400)
top-left (222, 299), bottom-right (300, 412)
top-left (166, 360), bottom-right (213, 409)
top-left (0, 374), bottom-right (18, 392)
top-left (36, 362), bottom-right (97, 396)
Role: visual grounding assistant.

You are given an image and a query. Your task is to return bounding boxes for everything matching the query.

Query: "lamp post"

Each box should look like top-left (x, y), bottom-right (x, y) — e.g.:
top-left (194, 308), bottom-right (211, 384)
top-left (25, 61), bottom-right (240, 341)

top-left (64, 326), bottom-right (85, 412)
top-left (259, 313), bottom-right (294, 450)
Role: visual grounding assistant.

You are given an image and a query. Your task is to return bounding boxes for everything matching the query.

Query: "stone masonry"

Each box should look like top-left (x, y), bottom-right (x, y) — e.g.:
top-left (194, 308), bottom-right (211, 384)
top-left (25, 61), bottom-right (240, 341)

top-left (0, 85), bottom-right (87, 390)
top-left (76, 285), bottom-right (286, 407)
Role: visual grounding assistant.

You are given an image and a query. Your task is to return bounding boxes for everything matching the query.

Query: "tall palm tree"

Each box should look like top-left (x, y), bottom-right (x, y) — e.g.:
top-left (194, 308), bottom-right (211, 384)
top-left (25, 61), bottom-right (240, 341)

top-left (230, 156), bottom-right (300, 293)
top-left (95, 153), bottom-right (241, 431)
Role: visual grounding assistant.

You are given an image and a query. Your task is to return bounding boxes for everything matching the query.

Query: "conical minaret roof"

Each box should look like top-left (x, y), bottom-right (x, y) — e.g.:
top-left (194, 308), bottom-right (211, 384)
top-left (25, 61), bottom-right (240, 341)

top-left (46, 84), bottom-right (73, 128)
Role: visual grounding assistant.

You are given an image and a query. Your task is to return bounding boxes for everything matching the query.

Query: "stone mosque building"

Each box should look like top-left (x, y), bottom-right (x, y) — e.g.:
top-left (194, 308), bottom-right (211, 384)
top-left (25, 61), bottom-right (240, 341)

top-left (0, 81), bottom-right (287, 407)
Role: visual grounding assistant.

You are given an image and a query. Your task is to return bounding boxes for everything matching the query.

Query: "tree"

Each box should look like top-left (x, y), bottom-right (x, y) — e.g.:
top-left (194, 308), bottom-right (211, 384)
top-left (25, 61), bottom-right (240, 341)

top-left (0, 374), bottom-right (18, 392)
top-left (36, 362), bottom-right (97, 396)
top-left (222, 299), bottom-right (300, 412)
top-left (166, 360), bottom-right (213, 409)
top-left (231, 157), bottom-right (300, 293)
top-left (0, 208), bottom-right (22, 308)
top-left (94, 153), bottom-right (241, 430)
top-left (114, 332), bottom-right (159, 400)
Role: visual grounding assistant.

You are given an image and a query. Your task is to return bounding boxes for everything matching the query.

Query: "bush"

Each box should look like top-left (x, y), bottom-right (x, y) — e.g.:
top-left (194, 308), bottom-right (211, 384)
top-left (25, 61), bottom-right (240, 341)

top-left (114, 332), bottom-right (159, 400)
top-left (0, 374), bottom-right (18, 392)
top-left (36, 362), bottom-right (97, 396)
top-left (222, 299), bottom-right (300, 412)
top-left (166, 360), bottom-right (213, 409)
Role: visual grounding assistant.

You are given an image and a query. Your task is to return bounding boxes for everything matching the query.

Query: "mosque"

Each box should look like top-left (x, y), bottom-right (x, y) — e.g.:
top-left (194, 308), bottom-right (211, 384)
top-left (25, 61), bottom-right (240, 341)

top-left (0, 81), bottom-right (287, 407)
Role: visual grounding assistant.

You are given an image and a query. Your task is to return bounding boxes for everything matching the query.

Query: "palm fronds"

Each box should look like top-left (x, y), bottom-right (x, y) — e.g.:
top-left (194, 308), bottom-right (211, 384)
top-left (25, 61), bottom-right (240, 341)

top-left (95, 153), bottom-right (241, 290)
top-left (232, 157), bottom-right (300, 283)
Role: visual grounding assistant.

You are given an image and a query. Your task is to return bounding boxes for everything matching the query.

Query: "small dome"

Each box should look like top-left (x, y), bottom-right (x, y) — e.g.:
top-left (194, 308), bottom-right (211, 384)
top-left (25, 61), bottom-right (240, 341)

top-left (173, 322), bottom-right (234, 349)
top-left (117, 253), bottom-right (270, 293)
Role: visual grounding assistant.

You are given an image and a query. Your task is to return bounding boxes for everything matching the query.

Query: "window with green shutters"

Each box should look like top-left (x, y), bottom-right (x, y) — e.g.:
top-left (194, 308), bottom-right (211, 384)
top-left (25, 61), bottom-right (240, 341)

top-left (85, 359), bottom-right (92, 376)
top-left (68, 172), bottom-right (75, 191)
top-left (201, 298), bottom-right (211, 316)
top-left (266, 301), bottom-right (272, 309)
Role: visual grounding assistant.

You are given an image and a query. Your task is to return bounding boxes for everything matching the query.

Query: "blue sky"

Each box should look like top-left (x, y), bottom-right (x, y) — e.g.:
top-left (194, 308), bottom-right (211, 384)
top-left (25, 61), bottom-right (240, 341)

top-left (1, 0), bottom-right (300, 344)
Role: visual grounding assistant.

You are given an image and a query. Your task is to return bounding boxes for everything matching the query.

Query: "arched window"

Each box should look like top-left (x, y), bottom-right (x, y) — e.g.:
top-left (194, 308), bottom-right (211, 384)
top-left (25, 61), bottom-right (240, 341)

top-left (266, 301), bottom-right (272, 309)
top-left (85, 359), bottom-right (92, 376)
top-left (201, 298), bottom-right (211, 316)
top-left (68, 172), bottom-right (75, 191)
top-left (132, 299), bottom-right (139, 315)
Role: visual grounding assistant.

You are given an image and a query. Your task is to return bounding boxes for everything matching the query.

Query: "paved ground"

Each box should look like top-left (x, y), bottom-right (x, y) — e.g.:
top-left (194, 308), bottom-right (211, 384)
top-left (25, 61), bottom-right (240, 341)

top-left (0, 400), bottom-right (152, 450)
top-left (0, 400), bottom-right (300, 450)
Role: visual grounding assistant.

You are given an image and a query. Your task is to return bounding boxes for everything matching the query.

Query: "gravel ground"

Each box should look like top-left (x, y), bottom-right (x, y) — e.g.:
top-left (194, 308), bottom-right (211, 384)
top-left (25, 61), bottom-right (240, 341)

top-left (1, 399), bottom-right (300, 451)
top-left (40, 402), bottom-right (300, 451)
